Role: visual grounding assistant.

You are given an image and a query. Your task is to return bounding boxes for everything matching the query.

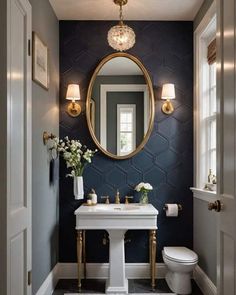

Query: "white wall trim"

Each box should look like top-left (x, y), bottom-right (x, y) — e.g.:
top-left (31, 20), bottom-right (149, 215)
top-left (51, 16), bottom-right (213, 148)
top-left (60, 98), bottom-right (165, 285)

top-left (100, 84), bottom-right (148, 149)
top-left (35, 264), bottom-right (59, 295)
top-left (35, 263), bottom-right (217, 295)
top-left (194, 265), bottom-right (217, 295)
top-left (191, 187), bottom-right (217, 202)
top-left (194, 1), bottom-right (216, 189)
top-left (58, 262), bottom-right (167, 280)
top-left (35, 262), bottom-right (167, 295)
top-left (194, 1), bottom-right (216, 34)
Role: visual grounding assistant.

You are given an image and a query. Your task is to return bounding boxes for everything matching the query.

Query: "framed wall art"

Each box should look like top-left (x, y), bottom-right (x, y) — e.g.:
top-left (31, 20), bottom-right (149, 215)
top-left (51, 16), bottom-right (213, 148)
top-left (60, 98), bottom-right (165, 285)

top-left (32, 32), bottom-right (49, 90)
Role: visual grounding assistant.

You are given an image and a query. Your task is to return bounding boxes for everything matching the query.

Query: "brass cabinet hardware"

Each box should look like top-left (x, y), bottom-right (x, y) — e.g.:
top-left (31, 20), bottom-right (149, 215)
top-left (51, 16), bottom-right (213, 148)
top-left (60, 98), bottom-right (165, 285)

top-left (125, 196), bottom-right (133, 204)
top-left (208, 200), bottom-right (223, 212)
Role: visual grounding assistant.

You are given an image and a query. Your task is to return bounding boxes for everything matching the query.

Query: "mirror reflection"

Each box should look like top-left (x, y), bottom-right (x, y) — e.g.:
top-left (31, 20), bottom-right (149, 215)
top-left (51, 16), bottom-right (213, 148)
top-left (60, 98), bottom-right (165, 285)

top-left (87, 54), bottom-right (154, 158)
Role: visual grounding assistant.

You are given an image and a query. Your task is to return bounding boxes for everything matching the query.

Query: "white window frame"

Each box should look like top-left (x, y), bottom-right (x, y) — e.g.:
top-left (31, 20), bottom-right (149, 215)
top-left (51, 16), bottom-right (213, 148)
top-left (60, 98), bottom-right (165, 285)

top-left (191, 1), bottom-right (218, 201)
top-left (100, 84), bottom-right (148, 149)
top-left (117, 104), bottom-right (136, 156)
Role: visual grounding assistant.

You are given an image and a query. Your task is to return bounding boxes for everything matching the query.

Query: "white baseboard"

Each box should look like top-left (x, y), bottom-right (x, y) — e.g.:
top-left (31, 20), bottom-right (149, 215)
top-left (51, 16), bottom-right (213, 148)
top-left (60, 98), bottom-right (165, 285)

top-left (193, 265), bottom-right (217, 295)
top-left (58, 262), bottom-right (167, 280)
top-left (35, 262), bottom-right (167, 295)
top-left (35, 264), bottom-right (59, 295)
top-left (36, 263), bottom-right (217, 295)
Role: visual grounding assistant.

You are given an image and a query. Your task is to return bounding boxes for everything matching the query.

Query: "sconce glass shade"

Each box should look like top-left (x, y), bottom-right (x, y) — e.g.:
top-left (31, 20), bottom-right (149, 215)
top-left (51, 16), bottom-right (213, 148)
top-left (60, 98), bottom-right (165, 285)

top-left (107, 23), bottom-right (136, 52)
top-left (66, 84), bottom-right (81, 117)
top-left (66, 84), bottom-right (81, 101)
top-left (161, 83), bottom-right (176, 100)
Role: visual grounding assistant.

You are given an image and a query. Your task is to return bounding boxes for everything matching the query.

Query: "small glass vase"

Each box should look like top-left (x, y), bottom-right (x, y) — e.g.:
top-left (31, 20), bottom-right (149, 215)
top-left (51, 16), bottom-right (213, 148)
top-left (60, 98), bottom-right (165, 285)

top-left (139, 191), bottom-right (149, 205)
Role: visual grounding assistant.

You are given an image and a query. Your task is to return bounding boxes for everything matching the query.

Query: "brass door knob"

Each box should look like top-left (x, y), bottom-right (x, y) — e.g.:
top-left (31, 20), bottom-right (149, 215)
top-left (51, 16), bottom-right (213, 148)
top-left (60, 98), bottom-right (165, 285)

top-left (208, 200), bottom-right (222, 212)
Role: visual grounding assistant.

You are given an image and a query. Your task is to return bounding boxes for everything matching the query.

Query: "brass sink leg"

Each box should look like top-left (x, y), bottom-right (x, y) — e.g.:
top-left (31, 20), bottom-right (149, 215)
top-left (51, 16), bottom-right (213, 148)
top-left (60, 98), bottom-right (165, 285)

top-left (82, 230), bottom-right (86, 279)
top-left (77, 230), bottom-right (83, 289)
top-left (150, 230), bottom-right (157, 290)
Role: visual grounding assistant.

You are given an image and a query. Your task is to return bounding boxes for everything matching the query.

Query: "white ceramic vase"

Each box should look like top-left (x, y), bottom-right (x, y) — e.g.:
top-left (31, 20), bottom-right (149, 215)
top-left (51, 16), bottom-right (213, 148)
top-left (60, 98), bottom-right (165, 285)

top-left (73, 176), bottom-right (84, 200)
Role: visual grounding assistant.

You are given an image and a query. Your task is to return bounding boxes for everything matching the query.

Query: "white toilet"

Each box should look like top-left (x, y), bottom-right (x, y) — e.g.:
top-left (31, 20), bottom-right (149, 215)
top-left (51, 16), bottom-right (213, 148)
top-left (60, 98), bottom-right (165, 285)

top-left (162, 246), bottom-right (198, 295)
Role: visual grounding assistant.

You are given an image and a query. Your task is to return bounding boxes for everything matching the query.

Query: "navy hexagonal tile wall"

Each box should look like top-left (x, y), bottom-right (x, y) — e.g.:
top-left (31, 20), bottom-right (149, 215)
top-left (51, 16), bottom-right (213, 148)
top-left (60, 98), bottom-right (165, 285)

top-left (59, 21), bottom-right (193, 263)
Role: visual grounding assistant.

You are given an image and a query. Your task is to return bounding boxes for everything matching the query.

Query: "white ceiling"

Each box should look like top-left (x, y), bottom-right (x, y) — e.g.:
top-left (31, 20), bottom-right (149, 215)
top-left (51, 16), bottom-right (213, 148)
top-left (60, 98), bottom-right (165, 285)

top-left (49, 0), bottom-right (204, 21)
top-left (98, 57), bottom-right (142, 76)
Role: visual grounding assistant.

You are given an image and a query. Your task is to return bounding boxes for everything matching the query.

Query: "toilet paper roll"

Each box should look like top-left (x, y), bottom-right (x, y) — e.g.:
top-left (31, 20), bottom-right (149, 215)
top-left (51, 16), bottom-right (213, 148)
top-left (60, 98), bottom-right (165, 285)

top-left (165, 204), bottom-right (179, 217)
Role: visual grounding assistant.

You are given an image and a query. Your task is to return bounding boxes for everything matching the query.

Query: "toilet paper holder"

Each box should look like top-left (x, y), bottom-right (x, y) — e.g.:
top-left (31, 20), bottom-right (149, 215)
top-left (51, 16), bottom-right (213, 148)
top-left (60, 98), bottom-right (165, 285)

top-left (163, 204), bottom-right (183, 211)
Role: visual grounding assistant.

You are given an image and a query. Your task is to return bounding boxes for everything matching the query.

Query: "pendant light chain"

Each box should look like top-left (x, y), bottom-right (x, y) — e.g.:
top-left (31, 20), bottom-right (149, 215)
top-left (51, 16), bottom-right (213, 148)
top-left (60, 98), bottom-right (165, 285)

top-left (119, 3), bottom-right (124, 24)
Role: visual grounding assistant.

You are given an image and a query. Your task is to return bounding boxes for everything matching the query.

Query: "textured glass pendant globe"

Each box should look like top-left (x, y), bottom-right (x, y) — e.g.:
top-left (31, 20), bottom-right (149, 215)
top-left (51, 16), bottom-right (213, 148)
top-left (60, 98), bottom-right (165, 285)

top-left (107, 23), bottom-right (136, 51)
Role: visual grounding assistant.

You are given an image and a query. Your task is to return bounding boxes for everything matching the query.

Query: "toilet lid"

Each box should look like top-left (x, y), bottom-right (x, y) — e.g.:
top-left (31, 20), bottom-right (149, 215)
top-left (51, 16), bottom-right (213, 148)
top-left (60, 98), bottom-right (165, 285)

top-left (163, 247), bottom-right (198, 263)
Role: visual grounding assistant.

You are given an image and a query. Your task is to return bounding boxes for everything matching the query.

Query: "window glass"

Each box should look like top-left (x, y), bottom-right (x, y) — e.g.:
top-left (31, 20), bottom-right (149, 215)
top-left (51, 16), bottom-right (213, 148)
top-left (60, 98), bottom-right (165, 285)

top-left (117, 105), bottom-right (136, 156)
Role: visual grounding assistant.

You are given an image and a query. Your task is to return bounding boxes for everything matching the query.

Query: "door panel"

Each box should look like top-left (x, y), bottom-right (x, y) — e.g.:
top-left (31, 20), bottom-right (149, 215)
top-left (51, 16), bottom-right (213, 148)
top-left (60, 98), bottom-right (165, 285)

top-left (222, 233), bottom-right (235, 294)
top-left (7, 0), bottom-right (32, 294)
top-left (10, 0), bottom-right (26, 211)
top-left (10, 231), bottom-right (26, 295)
top-left (221, 0), bottom-right (235, 197)
top-left (217, 0), bottom-right (236, 293)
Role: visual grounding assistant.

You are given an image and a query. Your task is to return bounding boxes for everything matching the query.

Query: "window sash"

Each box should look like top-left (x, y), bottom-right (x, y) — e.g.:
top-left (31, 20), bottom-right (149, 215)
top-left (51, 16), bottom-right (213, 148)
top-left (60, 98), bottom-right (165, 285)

top-left (117, 105), bottom-right (136, 156)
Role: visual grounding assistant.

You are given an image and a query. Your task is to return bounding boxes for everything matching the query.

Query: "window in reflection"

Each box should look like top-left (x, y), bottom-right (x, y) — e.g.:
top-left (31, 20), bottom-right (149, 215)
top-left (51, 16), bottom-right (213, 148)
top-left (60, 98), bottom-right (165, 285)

top-left (117, 105), bottom-right (136, 156)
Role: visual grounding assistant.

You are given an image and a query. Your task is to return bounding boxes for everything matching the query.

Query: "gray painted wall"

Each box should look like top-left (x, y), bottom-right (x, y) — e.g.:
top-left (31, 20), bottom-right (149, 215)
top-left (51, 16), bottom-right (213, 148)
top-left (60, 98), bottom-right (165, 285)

top-left (0, 0), bottom-right (7, 293)
top-left (194, 0), bottom-right (214, 30)
top-left (194, 198), bottom-right (217, 284)
top-left (29, 0), bottom-right (59, 293)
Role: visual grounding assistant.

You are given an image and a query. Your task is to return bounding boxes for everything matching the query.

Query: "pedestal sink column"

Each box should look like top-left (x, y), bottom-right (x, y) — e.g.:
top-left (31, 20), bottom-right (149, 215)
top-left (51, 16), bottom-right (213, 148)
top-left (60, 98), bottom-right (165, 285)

top-left (106, 230), bottom-right (128, 294)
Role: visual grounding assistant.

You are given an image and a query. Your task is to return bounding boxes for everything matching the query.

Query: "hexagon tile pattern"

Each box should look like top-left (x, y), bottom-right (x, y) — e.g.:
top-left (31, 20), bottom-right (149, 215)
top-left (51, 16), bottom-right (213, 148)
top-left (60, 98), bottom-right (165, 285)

top-left (59, 21), bottom-right (193, 263)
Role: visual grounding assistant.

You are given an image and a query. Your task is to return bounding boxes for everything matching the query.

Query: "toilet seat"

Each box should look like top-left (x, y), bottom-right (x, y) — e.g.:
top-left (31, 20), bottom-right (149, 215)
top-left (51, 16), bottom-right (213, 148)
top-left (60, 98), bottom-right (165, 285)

top-left (163, 247), bottom-right (198, 264)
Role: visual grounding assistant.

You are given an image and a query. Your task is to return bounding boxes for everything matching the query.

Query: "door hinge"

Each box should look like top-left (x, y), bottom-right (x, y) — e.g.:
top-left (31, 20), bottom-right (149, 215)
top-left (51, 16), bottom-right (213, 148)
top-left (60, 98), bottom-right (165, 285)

top-left (28, 270), bottom-right (32, 286)
top-left (28, 39), bottom-right (31, 56)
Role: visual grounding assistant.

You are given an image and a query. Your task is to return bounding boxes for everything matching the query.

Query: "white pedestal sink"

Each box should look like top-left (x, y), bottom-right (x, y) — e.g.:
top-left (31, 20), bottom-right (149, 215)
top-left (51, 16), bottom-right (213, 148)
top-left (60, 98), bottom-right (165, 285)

top-left (74, 203), bottom-right (158, 294)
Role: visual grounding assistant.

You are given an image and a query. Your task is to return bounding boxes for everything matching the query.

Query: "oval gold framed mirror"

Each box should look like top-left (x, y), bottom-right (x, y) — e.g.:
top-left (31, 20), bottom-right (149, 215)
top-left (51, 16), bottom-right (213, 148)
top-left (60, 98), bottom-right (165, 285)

top-left (86, 52), bottom-right (155, 160)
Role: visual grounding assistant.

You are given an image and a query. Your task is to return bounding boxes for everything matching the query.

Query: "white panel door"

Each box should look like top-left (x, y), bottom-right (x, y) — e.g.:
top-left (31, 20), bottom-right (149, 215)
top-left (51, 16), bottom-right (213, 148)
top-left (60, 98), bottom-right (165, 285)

top-left (217, 0), bottom-right (236, 293)
top-left (7, 0), bottom-right (32, 294)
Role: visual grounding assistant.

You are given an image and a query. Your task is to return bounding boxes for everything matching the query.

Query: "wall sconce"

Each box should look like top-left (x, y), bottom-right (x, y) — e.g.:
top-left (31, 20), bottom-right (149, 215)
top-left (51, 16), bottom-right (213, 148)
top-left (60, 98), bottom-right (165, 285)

top-left (161, 83), bottom-right (175, 114)
top-left (66, 84), bottom-right (81, 117)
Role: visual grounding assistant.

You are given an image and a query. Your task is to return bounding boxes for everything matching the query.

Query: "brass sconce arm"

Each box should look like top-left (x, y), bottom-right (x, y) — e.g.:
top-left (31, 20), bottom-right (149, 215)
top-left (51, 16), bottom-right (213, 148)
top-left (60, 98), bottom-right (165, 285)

top-left (43, 131), bottom-right (57, 145)
top-left (161, 99), bottom-right (174, 114)
top-left (67, 100), bottom-right (81, 117)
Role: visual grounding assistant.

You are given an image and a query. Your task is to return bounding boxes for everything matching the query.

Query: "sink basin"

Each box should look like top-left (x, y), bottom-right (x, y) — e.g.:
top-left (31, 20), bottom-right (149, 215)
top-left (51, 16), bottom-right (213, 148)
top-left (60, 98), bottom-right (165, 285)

top-left (86, 203), bottom-right (141, 212)
top-left (75, 203), bottom-right (158, 230)
top-left (74, 203), bottom-right (158, 294)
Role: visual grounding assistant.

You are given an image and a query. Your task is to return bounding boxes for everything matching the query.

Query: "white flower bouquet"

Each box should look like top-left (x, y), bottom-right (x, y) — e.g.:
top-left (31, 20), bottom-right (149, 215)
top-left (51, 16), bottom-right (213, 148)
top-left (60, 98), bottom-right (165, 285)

top-left (135, 182), bottom-right (153, 204)
top-left (52, 136), bottom-right (97, 177)
top-left (135, 182), bottom-right (153, 192)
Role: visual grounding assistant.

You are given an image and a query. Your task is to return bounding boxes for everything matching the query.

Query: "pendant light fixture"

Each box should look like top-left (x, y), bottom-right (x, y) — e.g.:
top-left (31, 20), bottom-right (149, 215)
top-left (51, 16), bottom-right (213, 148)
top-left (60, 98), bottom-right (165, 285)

top-left (107, 0), bottom-right (136, 52)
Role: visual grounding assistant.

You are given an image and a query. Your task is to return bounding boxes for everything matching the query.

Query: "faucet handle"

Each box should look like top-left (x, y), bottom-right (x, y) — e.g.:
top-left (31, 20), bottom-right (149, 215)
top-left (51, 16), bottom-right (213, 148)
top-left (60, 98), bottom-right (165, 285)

top-left (101, 196), bottom-right (110, 204)
top-left (125, 196), bottom-right (133, 204)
